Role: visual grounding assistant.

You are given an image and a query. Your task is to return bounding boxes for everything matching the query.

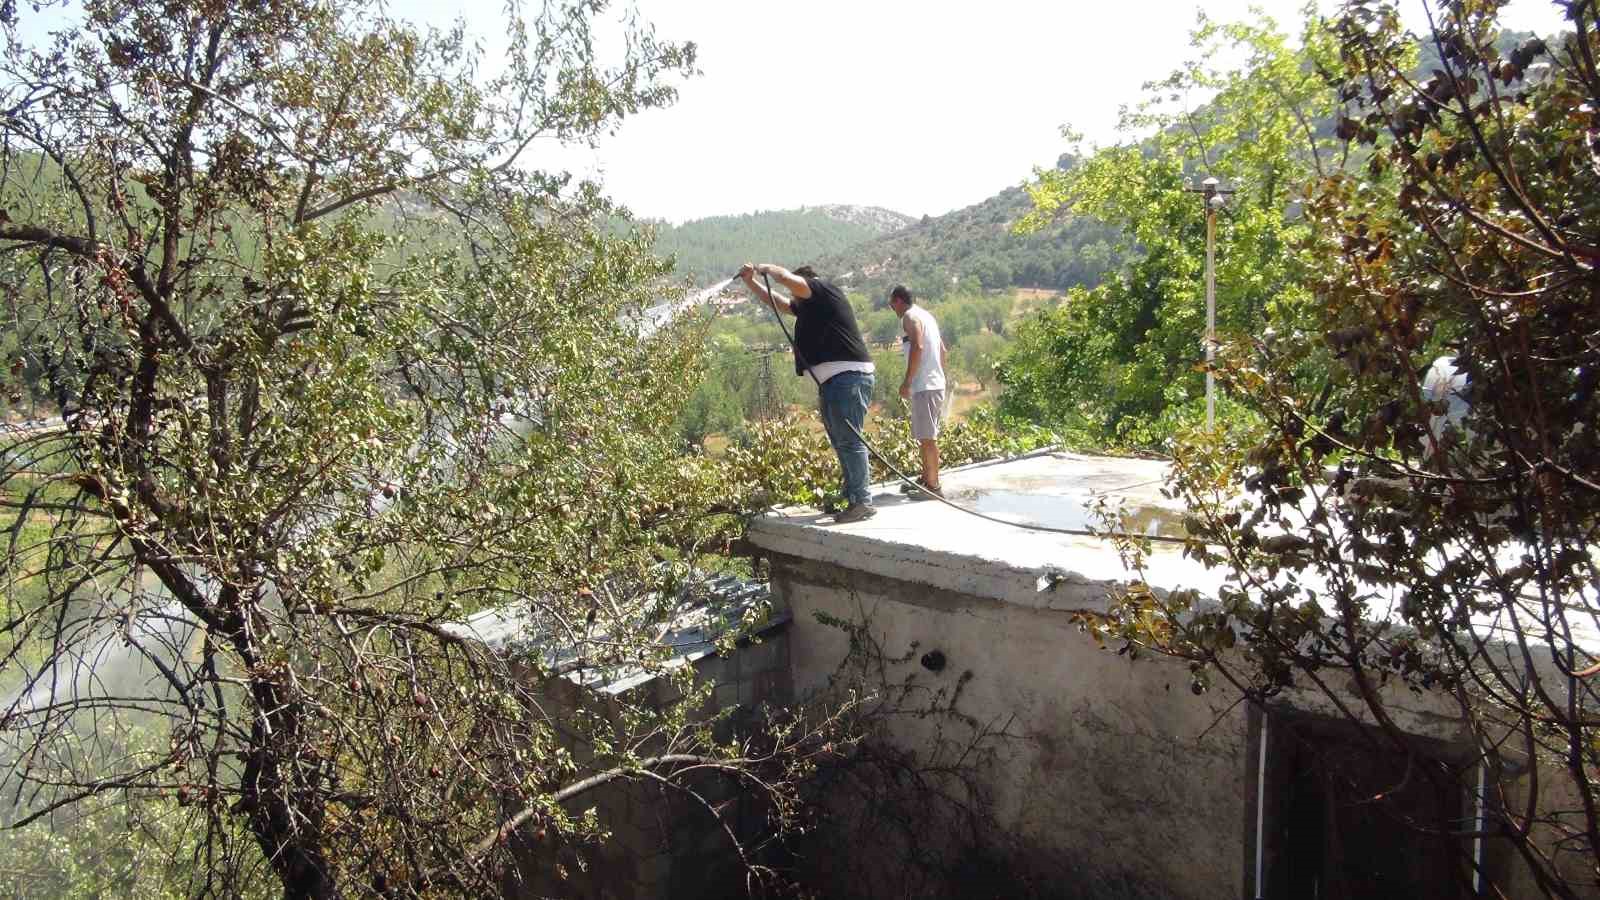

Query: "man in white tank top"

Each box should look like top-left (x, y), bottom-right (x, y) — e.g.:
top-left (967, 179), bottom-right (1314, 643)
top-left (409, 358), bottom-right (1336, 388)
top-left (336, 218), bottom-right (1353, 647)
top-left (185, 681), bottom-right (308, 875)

top-left (889, 285), bottom-right (947, 499)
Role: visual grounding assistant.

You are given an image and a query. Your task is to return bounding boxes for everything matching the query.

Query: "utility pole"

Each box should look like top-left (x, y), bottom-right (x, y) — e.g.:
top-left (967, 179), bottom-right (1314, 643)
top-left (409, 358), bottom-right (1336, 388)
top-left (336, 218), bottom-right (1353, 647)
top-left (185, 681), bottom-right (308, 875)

top-left (1184, 177), bottom-right (1233, 430)
top-left (756, 353), bottom-right (778, 421)
top-left (746, 345), bottom-right (785, 421)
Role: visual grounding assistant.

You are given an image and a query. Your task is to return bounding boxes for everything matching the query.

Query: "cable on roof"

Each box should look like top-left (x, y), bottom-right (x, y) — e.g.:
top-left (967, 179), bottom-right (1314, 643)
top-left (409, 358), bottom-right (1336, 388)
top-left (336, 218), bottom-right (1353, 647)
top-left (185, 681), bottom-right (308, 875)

top-left (756, 271), bottom-right (1192, 546)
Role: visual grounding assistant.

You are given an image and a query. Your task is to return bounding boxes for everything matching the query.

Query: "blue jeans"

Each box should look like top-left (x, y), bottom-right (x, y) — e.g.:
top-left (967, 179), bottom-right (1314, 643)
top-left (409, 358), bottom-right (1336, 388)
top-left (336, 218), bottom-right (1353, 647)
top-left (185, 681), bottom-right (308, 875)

top-left (818, 371), bottom-right (874, 507)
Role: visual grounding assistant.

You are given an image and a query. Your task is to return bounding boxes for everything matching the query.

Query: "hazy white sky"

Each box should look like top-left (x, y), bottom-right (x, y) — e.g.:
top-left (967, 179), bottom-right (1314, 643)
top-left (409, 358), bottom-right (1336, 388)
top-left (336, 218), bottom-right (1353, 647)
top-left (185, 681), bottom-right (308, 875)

top-left (505, 0), bottom-right (1569, 223)
top-left (17, 0), bottom-right (1571, 223)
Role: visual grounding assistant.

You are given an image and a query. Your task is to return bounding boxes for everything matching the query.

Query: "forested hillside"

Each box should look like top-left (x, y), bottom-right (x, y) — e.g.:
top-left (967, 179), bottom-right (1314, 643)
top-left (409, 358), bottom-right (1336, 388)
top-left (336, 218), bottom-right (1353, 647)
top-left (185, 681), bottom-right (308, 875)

top-left (649, 177), bottom-right (1122, 303)
top-left (649, 205), bottom-right (914, 284)
top-left (815, 165), bottom-right (1123, 302)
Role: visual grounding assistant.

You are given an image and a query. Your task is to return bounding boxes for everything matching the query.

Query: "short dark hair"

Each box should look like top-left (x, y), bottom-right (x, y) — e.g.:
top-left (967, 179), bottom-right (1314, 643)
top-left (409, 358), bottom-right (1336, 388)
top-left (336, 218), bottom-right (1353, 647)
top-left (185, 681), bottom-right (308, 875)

top-left (792, 265), bottom-right (818, 279)
top-left (889, 285), bottom-right (914, 305)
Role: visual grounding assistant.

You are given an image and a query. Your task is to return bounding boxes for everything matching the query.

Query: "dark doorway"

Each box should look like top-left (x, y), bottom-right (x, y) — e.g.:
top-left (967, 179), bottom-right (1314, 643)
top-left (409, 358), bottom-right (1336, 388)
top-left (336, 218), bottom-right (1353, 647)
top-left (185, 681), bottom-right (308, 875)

top-left (1261, 714), bottom-right (1478, 899)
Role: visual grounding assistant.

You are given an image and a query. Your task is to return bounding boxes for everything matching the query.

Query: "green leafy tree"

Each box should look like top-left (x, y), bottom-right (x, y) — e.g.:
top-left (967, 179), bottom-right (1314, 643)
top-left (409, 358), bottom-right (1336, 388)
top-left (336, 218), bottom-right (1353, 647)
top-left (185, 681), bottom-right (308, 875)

top-left (0, 3), bottom-right (839, 898)
top-left (861, 306), bottom-right (904, 344)
top-left (967, 254), bottom-right (1011, 291)
top-left (678, 374), bottom-right (741, 447)
top-left (1004, 10), bottom-right (1338, 448)
top-left (974, 294), bottom-right (1013, 337)
top-left (935, 298), bottom-right (982, 347)
top-left (1082, 3), bottom-right (1600, 896)
top-left (871, 347), bottom-right (909, 419)
top-left (677, 336), bottom-right (747, 447)
top-left (952, 331), bottom-right (1007, 392)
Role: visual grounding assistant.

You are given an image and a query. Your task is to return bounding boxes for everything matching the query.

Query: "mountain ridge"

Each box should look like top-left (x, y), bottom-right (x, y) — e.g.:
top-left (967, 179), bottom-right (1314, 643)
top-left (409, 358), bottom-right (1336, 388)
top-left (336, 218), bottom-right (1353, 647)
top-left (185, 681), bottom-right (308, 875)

top-left (648, 204), bottom-right (915, 284)
top-left (815, 161), bottom-right (1120, 302)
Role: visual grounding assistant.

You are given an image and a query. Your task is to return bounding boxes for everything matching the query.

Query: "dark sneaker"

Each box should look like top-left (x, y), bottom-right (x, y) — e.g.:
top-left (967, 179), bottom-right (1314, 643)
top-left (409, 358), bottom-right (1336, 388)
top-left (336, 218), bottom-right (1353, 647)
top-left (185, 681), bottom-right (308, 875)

top-left (898, 477), bottom-right (927, 495)
top-left (833, 502), bottom-right (878, 524)
top-left (907, 483), bottom-right (944, 501)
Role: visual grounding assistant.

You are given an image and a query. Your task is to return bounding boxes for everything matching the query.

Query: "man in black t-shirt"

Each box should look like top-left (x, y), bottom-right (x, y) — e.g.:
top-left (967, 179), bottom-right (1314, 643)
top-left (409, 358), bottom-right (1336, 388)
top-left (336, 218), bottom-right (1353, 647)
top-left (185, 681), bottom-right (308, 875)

top-left (740, 262), bottom-right (877, 523)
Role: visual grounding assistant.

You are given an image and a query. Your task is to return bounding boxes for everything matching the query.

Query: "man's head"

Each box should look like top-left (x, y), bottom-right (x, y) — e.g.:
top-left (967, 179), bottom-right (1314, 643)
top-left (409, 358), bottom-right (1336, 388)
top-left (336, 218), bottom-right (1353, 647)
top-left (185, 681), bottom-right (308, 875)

top-left (792, 265), bottom-right (818, 280)
top-left (889, 284), bottom-right (914, 315)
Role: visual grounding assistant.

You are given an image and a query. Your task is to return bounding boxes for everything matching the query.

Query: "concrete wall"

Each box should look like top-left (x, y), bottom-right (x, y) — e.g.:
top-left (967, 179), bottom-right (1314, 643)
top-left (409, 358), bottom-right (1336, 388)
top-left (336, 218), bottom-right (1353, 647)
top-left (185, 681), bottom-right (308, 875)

top-left (492, 554), bottom-right (1595, 898)
top-left (769, 552), bottom-right (1252, 900)
top-left (766, 550), bottom-right (1599, 900)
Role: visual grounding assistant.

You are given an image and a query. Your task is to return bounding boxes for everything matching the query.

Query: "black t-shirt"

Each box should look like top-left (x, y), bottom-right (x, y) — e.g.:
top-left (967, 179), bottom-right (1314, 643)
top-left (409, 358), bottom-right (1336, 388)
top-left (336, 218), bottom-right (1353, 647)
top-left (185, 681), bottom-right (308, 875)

top-left (792, 277), bottom-right (871, 377)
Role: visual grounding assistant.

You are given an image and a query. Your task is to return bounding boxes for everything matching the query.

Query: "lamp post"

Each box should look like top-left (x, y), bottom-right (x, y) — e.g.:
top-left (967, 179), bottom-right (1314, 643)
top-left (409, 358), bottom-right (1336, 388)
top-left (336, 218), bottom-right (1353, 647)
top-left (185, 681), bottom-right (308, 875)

top-left (1184, 177), bottom-right (1233, 429)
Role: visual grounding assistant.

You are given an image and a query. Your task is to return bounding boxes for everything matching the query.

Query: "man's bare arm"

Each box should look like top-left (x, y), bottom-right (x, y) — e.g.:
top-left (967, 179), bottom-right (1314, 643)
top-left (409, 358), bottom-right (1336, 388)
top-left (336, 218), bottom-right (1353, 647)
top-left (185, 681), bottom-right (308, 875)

top-left (901, 315), bottom-right (924, 397)
top-left (753, 263), bottom-right (811, 299)
top-left (740, 263), bottom-right (794, 315)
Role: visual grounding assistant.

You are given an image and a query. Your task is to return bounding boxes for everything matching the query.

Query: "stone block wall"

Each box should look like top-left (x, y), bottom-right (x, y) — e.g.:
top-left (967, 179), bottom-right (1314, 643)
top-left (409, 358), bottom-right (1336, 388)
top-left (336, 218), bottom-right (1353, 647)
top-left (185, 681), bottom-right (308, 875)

top-left (507, 618), bottom-right (791, 900)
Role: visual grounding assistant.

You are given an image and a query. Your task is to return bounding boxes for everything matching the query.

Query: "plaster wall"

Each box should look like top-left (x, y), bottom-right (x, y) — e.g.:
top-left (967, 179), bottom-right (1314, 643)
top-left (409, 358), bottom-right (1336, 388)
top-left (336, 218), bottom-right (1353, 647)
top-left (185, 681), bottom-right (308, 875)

top-left (766, 570), bottom-right (1600, 900)
top-left (771, 553), bottom-right (1252, 900)
top-left (769, 553), bottom-right (1600, 899)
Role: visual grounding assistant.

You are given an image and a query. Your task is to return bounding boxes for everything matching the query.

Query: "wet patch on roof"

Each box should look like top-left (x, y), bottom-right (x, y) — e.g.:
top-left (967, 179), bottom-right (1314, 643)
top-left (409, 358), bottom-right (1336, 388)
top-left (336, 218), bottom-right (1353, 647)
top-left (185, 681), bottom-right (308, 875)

top-left (959, 488), bottom-right (1187, 539)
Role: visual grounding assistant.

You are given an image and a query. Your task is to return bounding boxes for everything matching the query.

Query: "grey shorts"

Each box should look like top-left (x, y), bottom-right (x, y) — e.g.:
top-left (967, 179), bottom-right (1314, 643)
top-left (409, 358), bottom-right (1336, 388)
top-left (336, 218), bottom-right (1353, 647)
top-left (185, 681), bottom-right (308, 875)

top-left (910, 389), bottom-right (945, 440)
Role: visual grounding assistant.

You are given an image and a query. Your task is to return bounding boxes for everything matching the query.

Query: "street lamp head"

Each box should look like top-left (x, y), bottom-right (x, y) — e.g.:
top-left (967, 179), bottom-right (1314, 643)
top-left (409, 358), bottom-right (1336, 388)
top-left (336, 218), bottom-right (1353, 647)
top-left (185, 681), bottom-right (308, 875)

top-left (1202, 176), bottom-right (1220, 191)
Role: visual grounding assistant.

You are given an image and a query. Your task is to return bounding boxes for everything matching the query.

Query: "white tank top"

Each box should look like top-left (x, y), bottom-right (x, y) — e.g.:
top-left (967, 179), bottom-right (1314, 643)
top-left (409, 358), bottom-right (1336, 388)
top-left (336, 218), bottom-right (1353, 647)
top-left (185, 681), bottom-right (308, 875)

top-left (900, 305), bottom-right (945, 393)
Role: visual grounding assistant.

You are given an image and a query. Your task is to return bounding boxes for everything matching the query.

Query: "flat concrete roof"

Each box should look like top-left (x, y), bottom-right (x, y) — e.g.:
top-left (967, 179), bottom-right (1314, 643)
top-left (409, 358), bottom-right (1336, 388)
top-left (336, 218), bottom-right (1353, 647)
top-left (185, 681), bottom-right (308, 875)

top-left (748, 451), bottom-right (1226, 612)
top-left (750, 451), bottom-right (1600, 659)
top-left (449, 572), bottom-right (779, 694)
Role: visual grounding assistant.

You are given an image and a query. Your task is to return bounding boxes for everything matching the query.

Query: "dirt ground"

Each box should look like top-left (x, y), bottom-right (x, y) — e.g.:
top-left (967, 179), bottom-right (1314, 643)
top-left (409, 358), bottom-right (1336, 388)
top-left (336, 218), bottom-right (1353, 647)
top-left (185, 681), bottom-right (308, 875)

top-left (1008, 287), bottom-right (1062, 320)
